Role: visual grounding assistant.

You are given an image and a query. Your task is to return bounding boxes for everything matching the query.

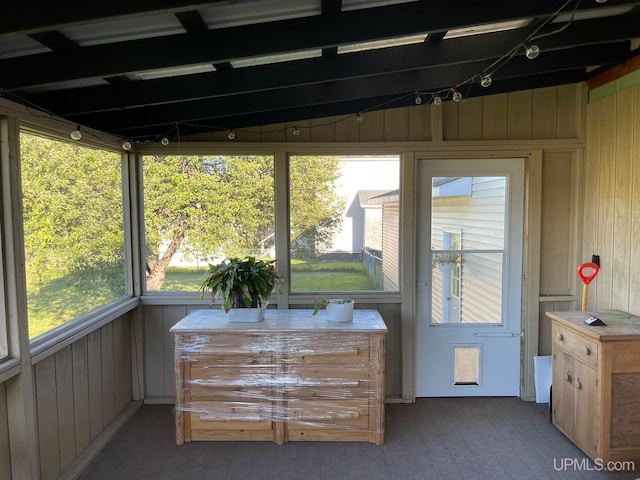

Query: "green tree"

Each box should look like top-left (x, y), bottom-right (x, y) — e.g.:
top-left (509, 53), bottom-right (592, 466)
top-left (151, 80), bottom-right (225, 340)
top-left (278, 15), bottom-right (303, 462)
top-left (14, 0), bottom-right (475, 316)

top-left (20, 133), bottom-right (125, 296)
top-left (143, 154), bottom-right (344, 290)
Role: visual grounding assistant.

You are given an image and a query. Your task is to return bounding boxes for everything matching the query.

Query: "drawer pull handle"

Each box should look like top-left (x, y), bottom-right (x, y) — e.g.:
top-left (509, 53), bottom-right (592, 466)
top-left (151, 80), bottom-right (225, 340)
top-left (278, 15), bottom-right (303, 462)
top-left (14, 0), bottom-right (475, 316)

top-left (565, 372), bottom-right (572, 383)
top-left (556, 333), bottom-right (564, 341)
top-left (575, 379), bottom-right (582, 390)
top-left (583, 346), bottom-right (591, 356)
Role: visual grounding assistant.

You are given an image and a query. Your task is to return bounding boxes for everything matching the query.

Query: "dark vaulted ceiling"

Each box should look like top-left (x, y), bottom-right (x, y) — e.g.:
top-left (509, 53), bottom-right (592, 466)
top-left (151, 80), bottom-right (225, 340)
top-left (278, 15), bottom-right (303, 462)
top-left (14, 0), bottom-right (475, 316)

top-left (1, 0), bottom-right (639, 142)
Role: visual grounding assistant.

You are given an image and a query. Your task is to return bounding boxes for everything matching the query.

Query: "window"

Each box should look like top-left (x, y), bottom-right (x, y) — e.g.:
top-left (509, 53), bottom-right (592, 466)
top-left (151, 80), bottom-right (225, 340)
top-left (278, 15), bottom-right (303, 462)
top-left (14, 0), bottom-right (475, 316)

top-left (20, 132), bottom-right (126, 339)
top-left (289, 155), bottom-right (400, 292)
top-left (142, 154), bottom-right (275, 292)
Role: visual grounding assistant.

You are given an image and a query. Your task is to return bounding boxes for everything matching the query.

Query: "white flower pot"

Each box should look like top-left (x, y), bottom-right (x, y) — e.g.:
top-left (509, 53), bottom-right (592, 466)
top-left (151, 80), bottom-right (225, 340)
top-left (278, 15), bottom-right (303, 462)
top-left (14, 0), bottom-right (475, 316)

top-left (325, 299), bottom-right (354, 322)
top-left (226, 302), bottom-right (268, 322)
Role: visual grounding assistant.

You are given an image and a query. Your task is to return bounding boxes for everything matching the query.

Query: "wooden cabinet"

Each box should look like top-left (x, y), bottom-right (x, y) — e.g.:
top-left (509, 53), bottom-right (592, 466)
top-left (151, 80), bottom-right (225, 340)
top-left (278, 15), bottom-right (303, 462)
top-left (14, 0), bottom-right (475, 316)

top-left (547, 311), bottom-right (640, 465)
top-left (170, 309), bottom-right (387, 445)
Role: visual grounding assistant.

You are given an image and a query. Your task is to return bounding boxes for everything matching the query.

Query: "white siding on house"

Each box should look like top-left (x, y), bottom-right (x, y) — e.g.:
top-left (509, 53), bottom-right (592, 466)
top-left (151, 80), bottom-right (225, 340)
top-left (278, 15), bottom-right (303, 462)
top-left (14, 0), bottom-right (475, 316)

top-left (382, 202), bottom-right (400, 291)
top-left (431, 177), bottom-right (506, 324)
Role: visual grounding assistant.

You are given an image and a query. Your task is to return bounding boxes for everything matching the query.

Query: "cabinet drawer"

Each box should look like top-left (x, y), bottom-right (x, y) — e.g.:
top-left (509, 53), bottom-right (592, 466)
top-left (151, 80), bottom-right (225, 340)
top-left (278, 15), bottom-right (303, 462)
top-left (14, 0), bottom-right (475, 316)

top-left (181, 333), bottom-right (275, 355)
top-left (188, 401), bottom-right (274, 429)
top-left (284, 381), bottom-right (370, 400)
top-left (286, 399), bottom-right (369, 429)
top-left (286, 334), bottom-right (370, 362)
top-left (553, 324), bottom-right (598, 367)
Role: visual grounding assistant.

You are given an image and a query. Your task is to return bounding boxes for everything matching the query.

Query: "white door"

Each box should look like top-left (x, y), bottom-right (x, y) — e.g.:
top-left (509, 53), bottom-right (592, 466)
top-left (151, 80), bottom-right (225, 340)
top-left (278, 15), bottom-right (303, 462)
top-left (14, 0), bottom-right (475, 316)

top-left (415, 158), bottom-right (524, 397)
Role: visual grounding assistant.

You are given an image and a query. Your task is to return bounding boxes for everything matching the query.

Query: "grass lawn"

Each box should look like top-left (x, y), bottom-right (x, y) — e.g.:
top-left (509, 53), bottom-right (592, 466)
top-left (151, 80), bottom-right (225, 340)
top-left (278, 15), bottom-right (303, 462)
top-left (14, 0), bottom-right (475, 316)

top-left (27, 260), bottom-right (377, 338)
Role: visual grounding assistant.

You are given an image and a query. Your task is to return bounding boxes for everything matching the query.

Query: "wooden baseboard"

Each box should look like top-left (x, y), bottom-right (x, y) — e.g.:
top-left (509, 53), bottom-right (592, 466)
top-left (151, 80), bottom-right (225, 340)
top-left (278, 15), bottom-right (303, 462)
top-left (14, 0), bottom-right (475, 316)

top-left (59, 400), bottom-right (142, 480)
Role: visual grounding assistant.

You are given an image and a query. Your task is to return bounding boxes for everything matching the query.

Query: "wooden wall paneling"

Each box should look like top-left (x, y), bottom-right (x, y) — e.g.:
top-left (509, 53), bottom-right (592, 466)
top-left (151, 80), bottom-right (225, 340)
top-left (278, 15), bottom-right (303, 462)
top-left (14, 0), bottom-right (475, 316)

top-left (54, 346), bottom-right (77, 472)
top-left (376, 303), bottom-right (401, 398)
top-left (286, 120), bottom-right (311, 141)
top-left (383, 107), bottom-right (409, 142)
top-left (334, 114), bottom-right (359, 142)
top-left (143, 305), bottom-right (166, 398)
top-left (238, 127), bottom-right (261, 142)
top-left (112, 316), bottom-right (127, 413)
top-left (260, 123), bottom-right (287, 142)
top-left (359, 110), bottom-right (384, 142)
top-left (540, 152), bottom-right (574, 295)
top-left (457, 97), bottom-right (483, 140)
top-left (629, 86), bottom-right (640, 315)
top-left (507, 90), bottom-right (533, 140)
top-left (0, 383), bottom-right (11, 480)
top-left (584, 100), bottom-right (602, 306)
top-left (556, 84), bottom-right (579, 139)
top-left (163, 305), bottom-right (188, 398)
top-left (129, 308), bottom-right (144, 401)
top-left (595, 95), bottom-right (617, 311)
top-left (538, 300), bottom-right (575, 355)
top-left (87, 330), bottom-right (104, 441)
top-left (442, 101), bottom-right (459, 141)
top-left (532, 87), bottom-right (559, 139)
top-left (123, 314), bottom-right (133, 404)
top-left (309, 117), bottom-right (336, 142)
top-left (408, 104), bottom-right (431, 141)
top-left (71, 337), bottom-right (91, 455)
top-left (100, 323), bottom-right (116, 426)
top-left (612, 88), bottom-right (634, 311)
top-left (482, 93), bottom-right (508, 140)
top-left (35, 356), bottom-right (61, 480)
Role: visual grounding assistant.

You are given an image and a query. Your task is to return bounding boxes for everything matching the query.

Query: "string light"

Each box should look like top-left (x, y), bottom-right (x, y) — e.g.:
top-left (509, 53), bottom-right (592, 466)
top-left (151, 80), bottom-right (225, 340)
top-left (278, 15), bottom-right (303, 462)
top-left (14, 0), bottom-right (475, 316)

top-left (161, 137), bottom-right (170, 145)
top-left (70, 126), bottom-right (82, 141)
top-left (525, 44), bottom-right (540, 60)
top-left (131, 0), bottom-right (590, 141)
top-left (122, 140), bottom-right (132, 151)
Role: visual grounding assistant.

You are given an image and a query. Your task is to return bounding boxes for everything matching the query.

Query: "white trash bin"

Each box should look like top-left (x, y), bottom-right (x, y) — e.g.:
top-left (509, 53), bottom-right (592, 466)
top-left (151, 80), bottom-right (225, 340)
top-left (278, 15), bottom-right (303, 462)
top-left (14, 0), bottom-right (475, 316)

top-left (534, 355), bottom-right (552, 403)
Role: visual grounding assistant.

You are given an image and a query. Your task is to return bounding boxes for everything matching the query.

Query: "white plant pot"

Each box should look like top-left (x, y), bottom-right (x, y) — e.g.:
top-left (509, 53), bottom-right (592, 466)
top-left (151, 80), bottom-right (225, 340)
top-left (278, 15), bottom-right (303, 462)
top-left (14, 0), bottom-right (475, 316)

top-left (325, 299), bottom-right (354, 322)
top-left (226, 302), bottom-right (268, 322)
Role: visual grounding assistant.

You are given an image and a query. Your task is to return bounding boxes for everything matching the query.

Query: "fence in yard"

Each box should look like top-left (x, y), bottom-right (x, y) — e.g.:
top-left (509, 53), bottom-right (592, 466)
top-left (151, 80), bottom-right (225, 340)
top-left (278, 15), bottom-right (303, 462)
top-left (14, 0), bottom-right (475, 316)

top-left (363, 247), bottom-right (383, 289)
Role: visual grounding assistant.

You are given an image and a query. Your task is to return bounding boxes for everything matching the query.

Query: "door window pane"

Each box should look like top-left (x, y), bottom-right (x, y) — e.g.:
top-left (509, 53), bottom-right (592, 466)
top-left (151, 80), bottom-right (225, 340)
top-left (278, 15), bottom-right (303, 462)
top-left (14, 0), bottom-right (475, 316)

top-left (143, 154), bottom-right (275, 292)
top-left (289, 155), bottom-right (400, 292)
top-left (430, 176), bottom-right (506, 324)
top-left (20, 132), bottom-right (125, 339)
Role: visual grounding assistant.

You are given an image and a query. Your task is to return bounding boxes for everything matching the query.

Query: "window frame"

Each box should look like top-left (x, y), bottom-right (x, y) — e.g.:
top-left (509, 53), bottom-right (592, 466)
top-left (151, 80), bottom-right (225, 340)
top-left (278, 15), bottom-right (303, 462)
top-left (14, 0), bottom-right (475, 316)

top-left (136, 145), bottom-right (405, 307)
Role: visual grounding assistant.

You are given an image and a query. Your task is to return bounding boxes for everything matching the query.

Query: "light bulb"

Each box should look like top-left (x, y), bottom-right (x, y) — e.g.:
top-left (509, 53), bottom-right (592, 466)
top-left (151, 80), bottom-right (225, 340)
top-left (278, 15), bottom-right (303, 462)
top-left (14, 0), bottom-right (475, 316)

top-left (414, 93), bottom-right (423, 105)
top-left (122, 141), bottom-right (132, 151)
top-left (432, 96), bottom-right (442, 105)
top-left (292, 126), bottom-right (300, 136)
top-left (480, 75), bottom-right (492, 88)
top-left (356, 113), bottom-right (364, 123)
top-left (70, 127), bottom-right (82, 141)
top-left (452, 90), bottom-right (462, 102)
top-left (161, 137), bottom-right (170, 146)
top-left (227, 130), bottom-right (236, 140)
top-left (525, 44), bottom-right (540, 60)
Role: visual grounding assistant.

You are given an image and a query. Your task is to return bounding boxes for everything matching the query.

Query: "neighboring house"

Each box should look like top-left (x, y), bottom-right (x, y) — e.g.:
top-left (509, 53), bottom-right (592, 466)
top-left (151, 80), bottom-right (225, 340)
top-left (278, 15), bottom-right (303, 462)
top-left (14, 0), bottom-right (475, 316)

top-left (431, 176), bottom-right (506, 324)
top-left (365, 189), bottom-right (400, 292)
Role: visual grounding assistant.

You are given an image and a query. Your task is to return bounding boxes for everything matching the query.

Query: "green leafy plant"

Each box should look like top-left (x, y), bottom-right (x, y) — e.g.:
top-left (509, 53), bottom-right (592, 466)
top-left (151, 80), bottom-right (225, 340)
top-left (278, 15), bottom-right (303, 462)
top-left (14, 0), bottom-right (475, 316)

top-left (431, 252), bottom-right (461, 269)
top-left (312, 296), bottom-right (354, 315)
top-left (199, 256), bottom-right (284, 312)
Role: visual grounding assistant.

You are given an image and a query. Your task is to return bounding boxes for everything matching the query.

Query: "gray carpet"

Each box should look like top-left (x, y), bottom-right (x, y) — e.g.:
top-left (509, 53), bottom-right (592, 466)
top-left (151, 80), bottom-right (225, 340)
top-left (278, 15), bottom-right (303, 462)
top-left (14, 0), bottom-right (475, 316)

top-left (78, 398), bottom-right (639, 480)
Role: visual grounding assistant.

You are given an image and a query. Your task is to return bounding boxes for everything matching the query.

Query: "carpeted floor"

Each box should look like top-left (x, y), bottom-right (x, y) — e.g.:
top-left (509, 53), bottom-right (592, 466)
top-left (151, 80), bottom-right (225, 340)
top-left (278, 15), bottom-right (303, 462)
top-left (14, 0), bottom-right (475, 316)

top-left (78, 397), bottom-right (639, 480)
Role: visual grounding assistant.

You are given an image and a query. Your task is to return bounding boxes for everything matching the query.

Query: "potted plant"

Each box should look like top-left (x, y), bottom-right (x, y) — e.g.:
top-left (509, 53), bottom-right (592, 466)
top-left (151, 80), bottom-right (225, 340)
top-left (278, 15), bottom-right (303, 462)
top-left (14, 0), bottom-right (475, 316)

top-left (431, 252), bottom-right (461, 273)
top-left (312, 297), bottom-right (355, 322)
top-left (199, 256), bottom-right (284, 322)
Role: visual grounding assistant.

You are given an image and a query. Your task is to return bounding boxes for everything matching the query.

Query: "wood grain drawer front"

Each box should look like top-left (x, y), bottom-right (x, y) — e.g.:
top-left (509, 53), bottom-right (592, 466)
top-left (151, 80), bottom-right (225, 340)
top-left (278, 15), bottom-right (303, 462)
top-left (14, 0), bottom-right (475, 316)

top-left (189, 401), bottom-right (273, 430)
top-left (183, 333), bottom-right (275, 355)
top-left (189, 354), bottom-right (276, 400)
top-left (284, 382), bottom-right (370, 400)
top-left (286, 334), bottom-right (370, 362)
top-left (553, 325), bottom-right (598, 367)
top-left (286, 399), bottom-right (369, 430)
